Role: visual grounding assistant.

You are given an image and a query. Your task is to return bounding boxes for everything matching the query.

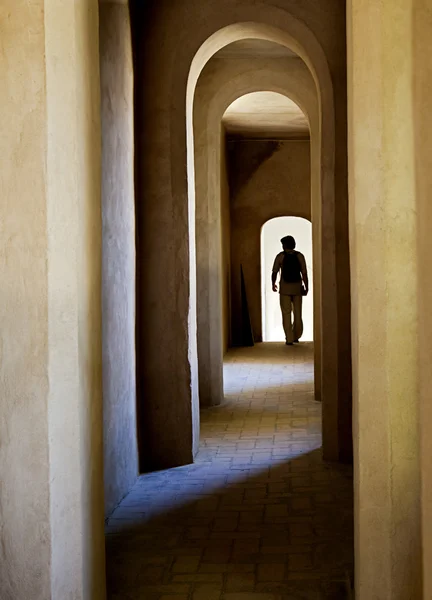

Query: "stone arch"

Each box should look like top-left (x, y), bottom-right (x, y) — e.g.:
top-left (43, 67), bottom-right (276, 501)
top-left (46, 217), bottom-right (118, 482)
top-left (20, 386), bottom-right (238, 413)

top-left (189, 53), bottom-right (347, 462)
top-left (192, 61), bottom-right (320, 412)
top-left (135, 3), bottom-right (350, 469)
top-left (182, 21), bottom-right (340, 461)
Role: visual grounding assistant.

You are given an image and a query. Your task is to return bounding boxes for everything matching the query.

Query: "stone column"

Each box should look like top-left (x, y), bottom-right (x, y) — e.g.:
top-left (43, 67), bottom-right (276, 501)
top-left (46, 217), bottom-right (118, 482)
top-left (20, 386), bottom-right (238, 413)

top-left (413, 1), bottom-right (432, 597)
top-left (0, 1), bottom-right (105, 598)
top-left (348, 0), bottom-right (422, 597)
top-left (99, 0), bottom-right (138, 517)
top-left (133, 1), bottom-right (200, 471)
top-left (194, 81), bottom-right (224, 407)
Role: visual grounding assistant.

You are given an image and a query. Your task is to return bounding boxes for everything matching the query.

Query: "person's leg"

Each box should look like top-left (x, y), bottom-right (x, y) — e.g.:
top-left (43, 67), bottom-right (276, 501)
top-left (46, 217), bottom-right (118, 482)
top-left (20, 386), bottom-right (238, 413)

top-left (292, 294), bottom-right (304, 341)
top-left (280, 294), bottom-right (294, 343)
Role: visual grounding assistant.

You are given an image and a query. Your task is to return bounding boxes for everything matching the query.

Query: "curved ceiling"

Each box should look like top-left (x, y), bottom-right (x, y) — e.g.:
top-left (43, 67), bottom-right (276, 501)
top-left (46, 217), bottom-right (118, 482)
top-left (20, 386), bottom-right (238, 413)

top-left (215, 38), bottom-right (298, 60)
top-left (212, 40), bottom-right (309, 140)
top-left (222, 91), bottom-right (309, 140)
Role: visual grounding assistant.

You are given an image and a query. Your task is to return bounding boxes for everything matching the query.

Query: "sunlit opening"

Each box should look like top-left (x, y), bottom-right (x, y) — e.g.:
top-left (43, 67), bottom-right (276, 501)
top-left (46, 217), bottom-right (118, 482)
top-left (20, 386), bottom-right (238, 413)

top-left (261, 216), bottom-right (313, 341)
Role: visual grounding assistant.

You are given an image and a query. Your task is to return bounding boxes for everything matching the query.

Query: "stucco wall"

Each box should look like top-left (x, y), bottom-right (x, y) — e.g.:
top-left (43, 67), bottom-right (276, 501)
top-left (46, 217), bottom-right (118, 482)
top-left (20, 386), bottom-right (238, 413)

top-left (229, 140), bottom-right (311, 344)
top-left (413, 2), bottom-right (432, 596)
top-left (100, 1), bottom-right (138, 518)
top-left (0, 3), bottom-right (51, 597)
top-left (348, 0), bottom-right (422, 596)
top-left (0, 1), bottom-right (105, 598)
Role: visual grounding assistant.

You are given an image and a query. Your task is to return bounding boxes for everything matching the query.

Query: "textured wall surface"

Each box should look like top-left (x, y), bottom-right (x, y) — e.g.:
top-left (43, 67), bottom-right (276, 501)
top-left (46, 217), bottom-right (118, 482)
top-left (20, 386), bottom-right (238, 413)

top-left (0, 1), bottom-right (105, 598)
top-left (0, 3), bottom-right (51, 597)
top-left (414, 2), bottom-right (432, 595)
top-left (348, 0), bottom-right (422, 597)
top-left (4, 0), bottom-right (432, 596)
top-left (229, 141), bottom-right (311, 343)
top-left (100, 1), bottom-right (138, 518)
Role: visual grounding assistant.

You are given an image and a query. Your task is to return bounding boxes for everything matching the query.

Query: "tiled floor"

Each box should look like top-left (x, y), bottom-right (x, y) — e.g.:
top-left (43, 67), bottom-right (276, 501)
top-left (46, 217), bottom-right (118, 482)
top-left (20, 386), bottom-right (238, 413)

top-left (106, 343), bottom-right (353, 600)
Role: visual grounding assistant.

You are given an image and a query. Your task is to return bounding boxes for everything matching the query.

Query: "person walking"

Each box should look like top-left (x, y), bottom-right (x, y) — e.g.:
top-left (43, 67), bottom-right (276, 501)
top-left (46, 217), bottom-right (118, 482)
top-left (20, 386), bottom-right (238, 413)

top-left (271, 235), bottom-right (309, 345)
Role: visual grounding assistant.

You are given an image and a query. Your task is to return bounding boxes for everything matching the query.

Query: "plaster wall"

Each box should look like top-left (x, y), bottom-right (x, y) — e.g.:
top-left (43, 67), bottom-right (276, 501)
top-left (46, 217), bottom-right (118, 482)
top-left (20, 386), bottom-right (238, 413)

top-left (100, 1), bottom-right (138, 518)
top-left (0, 1), bottom-right (105, 598)
top-left (348, 0), bottom-right (421, 596)
top-left (132, 0), bottom-right (351, 468)
top-left (196, 127), bottom-right (231, 408)
top-left (229, 140), bottom-right (311, 344)
top-left (413, 2), bottom-right (432, 596)
top-left (0, 3), bottom-right (50, 596)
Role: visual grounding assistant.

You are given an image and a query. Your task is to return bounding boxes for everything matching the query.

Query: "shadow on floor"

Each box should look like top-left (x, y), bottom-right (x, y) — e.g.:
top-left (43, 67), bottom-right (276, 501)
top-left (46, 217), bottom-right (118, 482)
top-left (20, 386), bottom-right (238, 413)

top-left (106, 450), bottom-right (353, 600)
top-left (106, 343), bottom-right (353, 599)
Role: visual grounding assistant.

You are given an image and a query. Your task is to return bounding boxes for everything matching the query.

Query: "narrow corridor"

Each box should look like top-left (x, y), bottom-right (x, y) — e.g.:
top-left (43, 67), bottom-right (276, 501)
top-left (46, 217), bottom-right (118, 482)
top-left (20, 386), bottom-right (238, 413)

top-left (106, 343), bottom-right (353, 599)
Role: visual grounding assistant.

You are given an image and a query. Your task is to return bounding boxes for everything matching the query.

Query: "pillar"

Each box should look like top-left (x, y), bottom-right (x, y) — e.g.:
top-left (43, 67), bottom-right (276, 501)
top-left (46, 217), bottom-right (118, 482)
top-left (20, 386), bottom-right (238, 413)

top-left (348, 0), bottom-right (422, 597)
top-left (99, 0), bottom-right (138, 517)
top-left (194, 82), bottom-right (224, 407)
top-left (0, 1), bottom-right (105, 598)
top-left (413, 1), bottom-right (432, 597)
top-left (132, 0), bottom-right (200, 471)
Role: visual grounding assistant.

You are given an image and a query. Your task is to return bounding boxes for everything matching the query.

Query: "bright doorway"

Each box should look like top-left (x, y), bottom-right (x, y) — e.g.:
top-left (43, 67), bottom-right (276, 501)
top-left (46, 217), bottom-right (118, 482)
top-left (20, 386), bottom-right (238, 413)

top-left (261, 216), bottom-right (313, 342)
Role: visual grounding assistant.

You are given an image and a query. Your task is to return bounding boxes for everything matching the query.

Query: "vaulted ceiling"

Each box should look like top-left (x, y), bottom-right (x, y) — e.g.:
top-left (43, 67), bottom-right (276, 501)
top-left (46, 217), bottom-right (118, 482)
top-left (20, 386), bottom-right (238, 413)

top-left (222, 91), bottom-right (309, 140)
top-left (214, 40), bottom-right (309, 140)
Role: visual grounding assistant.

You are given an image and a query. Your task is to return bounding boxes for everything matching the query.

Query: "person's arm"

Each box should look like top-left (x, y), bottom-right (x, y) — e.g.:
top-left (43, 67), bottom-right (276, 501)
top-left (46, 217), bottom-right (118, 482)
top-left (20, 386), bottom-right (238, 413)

top-left (272, 271), bottom-right (278, 292)
top-left (299, 253), bottom-right (309, 294)
top-left (272, 254), bottom-right (281, 292)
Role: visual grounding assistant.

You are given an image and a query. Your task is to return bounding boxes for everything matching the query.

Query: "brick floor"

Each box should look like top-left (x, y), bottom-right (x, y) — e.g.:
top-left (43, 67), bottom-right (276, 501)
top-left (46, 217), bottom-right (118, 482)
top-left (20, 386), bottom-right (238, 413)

top-left (106, 343), bottom-right (353, 600)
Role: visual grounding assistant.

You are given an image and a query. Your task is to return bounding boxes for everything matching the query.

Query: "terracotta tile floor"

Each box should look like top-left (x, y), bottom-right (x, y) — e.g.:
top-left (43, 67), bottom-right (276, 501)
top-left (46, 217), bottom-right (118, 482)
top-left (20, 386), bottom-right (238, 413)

top-left (106, 343), bottom-right (353, 600)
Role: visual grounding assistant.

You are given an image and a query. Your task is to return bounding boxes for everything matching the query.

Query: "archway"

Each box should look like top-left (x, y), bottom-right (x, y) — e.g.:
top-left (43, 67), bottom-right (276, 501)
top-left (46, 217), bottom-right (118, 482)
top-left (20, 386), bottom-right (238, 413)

top-left (185, 18), bottom-right (339, 429)
top-left (188, 41), bottom-right (345, 457)
top-left (193, 56), bottom-right (317, 405)
top-left (134, 2), bottom-right (351, 471)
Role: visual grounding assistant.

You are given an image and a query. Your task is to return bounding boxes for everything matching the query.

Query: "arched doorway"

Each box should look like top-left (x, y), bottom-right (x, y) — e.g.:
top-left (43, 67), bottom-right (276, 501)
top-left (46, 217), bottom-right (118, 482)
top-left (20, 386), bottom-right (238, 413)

top-left (134, 4), bottom-right (351, 470)
top-left (189, 42), bottom-right (346, 458)
top-left (185, 22), bottom-right (342, 464)
top-left (261, 217), bottom-right (313, 343)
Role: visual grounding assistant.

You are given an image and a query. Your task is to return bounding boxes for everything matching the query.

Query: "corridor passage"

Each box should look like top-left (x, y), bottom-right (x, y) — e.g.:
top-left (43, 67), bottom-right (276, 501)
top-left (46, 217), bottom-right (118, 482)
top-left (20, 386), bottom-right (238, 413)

top-left (106, 343), bottom-right (353, 600)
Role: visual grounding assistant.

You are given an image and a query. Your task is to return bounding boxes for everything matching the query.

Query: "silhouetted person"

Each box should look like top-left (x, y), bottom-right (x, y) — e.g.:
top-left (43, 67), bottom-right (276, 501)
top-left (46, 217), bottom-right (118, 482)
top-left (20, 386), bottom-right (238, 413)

top-left (272, 235), bottom-right (309, 345)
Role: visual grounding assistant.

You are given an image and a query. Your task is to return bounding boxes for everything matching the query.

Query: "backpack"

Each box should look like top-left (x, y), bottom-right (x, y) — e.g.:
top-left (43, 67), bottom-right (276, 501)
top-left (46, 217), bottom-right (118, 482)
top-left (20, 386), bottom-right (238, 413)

top-left (282, 251), bottom-right (301, 283)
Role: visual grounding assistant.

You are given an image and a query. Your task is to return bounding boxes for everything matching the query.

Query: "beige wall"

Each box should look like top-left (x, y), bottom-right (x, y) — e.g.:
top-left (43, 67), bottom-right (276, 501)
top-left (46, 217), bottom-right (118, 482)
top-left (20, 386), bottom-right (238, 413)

top-left (350, 0), bottom-right (432, 595)
top-left (414, 2), bottom-right (432, 596)
top-left (229, 140), bottom-right (311, 343)
top-left (100, 1), bottom-right (138, 518)
top-left (5, 0), bottom-right (432, 597)
top-left (348, 0), bottom-right (422, 596)
top-left (0, 3), bottom-right (50, 596)
top-left (0, 1), bottom-right (105, 598)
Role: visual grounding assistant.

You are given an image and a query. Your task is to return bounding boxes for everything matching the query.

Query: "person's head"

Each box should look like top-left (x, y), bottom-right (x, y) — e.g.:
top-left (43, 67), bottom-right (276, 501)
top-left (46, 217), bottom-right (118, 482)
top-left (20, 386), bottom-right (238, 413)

top-left (281, 235), bottom-right (296, 251)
